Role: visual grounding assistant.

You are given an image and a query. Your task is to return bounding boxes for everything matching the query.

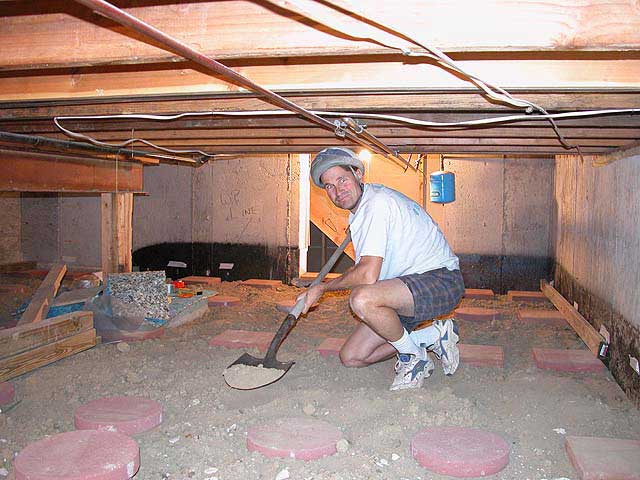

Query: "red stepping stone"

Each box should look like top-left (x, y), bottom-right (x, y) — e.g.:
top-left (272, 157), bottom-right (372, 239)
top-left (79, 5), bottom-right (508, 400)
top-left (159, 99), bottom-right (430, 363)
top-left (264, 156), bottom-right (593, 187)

top-left (0, 382), bottom-right (15, 406)
top-left (317, 337), bottom-right (346, 357)
top-left (412, 426), bottom-right (510, 477)
top-left (74, 396), bottom-right (163, 435)
top-left (14, 430), bottom-right (140, 480)
top-left (241, 279), bottom-right (282, 289)
top-left (507, 290), bottom-right (547, 302)
top-left (517, 308), bottom-right (566, 327)
top-left (276, 299), bottom-right (296, 313)
top-left (565, 435), bottom-right (640, 480)
top-left (180, 276), bottom-right (221, 286)
top-left (464, 288), bottom-right (494, 299)
top-left (247, 417), bottom-right (343, 460)
top-left (208, 295), bottom-right (241, 307)
top-left (455, 307), bottom-right (500, 322)
top-left (532, 348), bottom-right (605, 373)
top-left (209, 329), bottom-right (274, 351)
top-left (459, 344), bottom-right (504, 368)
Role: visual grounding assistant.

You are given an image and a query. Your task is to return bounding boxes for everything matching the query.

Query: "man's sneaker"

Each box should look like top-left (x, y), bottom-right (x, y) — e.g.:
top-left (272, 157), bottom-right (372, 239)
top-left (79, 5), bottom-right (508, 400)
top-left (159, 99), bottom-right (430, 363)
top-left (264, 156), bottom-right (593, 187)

top-left (389, 351), bottom-right (435, 391)
top-left (430, 319), bottom-right (460, 376)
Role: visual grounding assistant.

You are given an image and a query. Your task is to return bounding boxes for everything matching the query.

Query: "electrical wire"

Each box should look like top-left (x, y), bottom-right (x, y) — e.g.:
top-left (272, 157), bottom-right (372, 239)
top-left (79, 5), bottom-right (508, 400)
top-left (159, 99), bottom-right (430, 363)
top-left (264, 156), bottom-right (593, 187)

top-left (54, 107), bottom-right (640, 160)
top-left (268, 0), bottom-right (579, 150)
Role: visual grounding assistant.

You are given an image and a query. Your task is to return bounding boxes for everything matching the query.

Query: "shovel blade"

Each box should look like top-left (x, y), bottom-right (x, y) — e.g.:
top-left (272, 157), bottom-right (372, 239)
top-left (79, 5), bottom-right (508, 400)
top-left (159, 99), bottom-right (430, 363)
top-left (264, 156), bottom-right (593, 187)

top-left (222, 353), bottom-right (294, 390)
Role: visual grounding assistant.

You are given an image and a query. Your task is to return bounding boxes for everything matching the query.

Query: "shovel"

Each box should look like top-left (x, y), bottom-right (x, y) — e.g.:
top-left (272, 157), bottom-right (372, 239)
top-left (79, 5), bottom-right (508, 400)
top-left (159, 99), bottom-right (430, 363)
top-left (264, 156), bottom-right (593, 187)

top-left (223, 231), bottom-right (351, 389)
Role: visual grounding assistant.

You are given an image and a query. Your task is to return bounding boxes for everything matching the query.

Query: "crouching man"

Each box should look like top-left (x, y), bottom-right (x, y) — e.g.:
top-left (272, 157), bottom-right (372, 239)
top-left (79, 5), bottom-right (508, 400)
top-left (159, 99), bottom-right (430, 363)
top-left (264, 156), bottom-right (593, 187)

top-left (298, 147), bottom-right (464, 390)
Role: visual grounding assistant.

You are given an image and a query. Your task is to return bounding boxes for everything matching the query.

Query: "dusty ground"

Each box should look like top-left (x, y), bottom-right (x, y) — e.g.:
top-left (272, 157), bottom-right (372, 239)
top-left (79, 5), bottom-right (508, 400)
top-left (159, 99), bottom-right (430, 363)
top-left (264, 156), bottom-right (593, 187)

top-left (2, 275), bottom-right (640, 480)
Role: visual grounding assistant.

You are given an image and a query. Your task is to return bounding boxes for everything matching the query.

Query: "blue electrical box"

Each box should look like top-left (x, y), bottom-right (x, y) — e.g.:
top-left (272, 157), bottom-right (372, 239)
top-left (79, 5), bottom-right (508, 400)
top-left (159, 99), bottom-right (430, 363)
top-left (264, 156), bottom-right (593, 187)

top-left (430, 170), bottom-right (455, 203)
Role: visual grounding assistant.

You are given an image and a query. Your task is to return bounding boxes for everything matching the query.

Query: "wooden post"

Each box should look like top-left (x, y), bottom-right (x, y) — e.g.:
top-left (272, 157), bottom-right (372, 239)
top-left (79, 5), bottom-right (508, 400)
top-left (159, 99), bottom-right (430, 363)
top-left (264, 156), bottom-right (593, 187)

top-left (101, 193), bottom-right (133, 275)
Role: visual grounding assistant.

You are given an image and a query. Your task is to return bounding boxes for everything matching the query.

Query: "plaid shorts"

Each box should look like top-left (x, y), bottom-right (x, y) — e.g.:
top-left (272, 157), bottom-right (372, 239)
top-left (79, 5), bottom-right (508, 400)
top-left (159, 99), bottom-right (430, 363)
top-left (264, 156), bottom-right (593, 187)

top-left (397, 267), bottom-right (465, 331)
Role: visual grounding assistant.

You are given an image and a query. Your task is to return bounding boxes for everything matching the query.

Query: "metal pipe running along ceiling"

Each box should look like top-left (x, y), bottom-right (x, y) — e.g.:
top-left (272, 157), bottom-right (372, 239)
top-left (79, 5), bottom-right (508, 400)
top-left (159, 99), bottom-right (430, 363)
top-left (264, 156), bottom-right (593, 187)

top-left (71, 0), bottom-right (415, 171)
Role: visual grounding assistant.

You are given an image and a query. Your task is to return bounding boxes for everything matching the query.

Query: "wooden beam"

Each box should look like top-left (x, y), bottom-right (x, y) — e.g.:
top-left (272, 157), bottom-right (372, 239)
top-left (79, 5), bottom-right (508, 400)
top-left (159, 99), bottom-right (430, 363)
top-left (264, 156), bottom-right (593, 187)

top-left (1, 1), bottom-right (639, 71)
top-left (593, 140), bottom-right (640, 166)
top-left (0, 311), bottom-right (93, 359)
top-left (2, 91), bottom-right (639, 120)
top-left (0, 149), bottom-right (144, 192)
top-left (6, 113), bottom-right (640, 134)
top-left (17, 264), bottom-right (67, 326)
top-left (0, 261), bottom-right (37, 273)
top-left (135, 137), bottom-right (631, 148)
top-left (2, 58), bottom-right (640, 102)
top-left (47, 126), bottom-right (640, 142)
top-left (0, 328), bottom-right (96, 382)
top-left (101, 193), bottom-right (133, 275)
top-left (540, 280), bottom-right (605, 356)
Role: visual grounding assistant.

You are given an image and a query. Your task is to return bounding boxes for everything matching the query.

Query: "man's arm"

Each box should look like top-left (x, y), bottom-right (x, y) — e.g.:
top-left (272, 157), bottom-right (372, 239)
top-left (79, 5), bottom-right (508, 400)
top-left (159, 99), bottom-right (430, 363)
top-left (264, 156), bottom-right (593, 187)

top-left (298, 255), bottom-right (382, 314)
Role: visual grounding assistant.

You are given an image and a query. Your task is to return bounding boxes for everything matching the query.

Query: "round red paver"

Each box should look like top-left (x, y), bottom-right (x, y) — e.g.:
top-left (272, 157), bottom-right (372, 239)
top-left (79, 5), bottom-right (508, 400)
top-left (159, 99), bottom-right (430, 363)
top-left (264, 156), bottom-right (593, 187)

top-left (208, 295), bottom-right (241, 307)
top-left (74, 396), bottom-right (163, 435)
top-left (275, 299), bottom-right (296, 313)
top-left (247, 417), bottom-right (343, 460)
top-left (411, 426), bottom-right (510, 477)
top-left (14, 430), bottom-right (139, 480)
top-left (0, 382), bottom-right (15, 406)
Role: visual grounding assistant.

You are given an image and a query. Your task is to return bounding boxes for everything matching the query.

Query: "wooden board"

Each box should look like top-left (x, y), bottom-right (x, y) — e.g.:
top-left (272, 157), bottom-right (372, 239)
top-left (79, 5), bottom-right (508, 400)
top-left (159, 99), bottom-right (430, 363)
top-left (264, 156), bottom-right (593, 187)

top-left (0, 150), bottom-right (144, 193)
top-left (0, 328), bottom-right (96, 382)
top-left (52, 287), bottom-right (103, 307)
top-left (18, 264), bottom-right (67, 326)
top-left (540, 280), bottom-right (605, 356)
top-left (0, 311), bottom-right (93, 359)
top-left (0, 261), bottom-right (37, 273)
top-left (2, 1), bottom-right (640, 71)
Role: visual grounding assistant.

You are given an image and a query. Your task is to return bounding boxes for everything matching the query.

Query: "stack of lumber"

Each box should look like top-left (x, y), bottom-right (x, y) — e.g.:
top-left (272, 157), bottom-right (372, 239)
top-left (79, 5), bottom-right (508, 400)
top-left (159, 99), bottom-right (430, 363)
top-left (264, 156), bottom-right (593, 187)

top-left (0, 264), bottom-right (96, 381)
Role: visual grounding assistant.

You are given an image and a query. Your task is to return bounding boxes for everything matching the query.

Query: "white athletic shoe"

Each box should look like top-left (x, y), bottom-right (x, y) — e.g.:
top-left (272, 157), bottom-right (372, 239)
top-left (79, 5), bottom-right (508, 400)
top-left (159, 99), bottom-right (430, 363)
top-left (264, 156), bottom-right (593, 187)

top-left (389, 351), bottom-right (435, 391)
top-left (430, 319), bottom-right (460, 376)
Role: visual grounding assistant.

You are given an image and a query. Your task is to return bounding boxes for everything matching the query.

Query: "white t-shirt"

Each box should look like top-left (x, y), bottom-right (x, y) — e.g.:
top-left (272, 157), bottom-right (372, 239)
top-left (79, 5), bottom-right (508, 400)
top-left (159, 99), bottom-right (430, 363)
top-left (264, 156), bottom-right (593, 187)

top-left (348, 183), bottom-right (459, 281)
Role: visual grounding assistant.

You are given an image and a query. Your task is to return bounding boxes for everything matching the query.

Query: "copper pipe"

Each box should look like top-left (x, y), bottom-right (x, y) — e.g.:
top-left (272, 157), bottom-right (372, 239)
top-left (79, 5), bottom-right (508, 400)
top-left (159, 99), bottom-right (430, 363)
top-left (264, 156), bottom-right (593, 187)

top-left (72, 0), bottom-right (405, 162)
top-left (0, 131), bottom-right (169, 164)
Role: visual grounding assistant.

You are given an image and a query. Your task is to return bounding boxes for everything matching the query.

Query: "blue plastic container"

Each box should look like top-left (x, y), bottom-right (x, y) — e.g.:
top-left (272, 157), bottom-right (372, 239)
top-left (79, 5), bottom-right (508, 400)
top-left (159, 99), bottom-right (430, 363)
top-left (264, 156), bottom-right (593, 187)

top-left (429, 170), bottom-right (455, 203)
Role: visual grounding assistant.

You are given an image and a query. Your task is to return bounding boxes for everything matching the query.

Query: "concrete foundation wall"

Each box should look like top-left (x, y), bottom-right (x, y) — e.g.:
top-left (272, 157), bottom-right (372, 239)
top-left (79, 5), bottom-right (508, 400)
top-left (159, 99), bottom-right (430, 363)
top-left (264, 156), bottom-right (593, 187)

top-left (426, 155), bottom-right (555, 293)
top-left (0, 193), bottom-right (22, 264)
top-left (553, 153), bottom-right (640, 405)
top-left (133, 154), bottom-right (299, 281)
top-left (21, 193), bottom-right (59, 264)
top-left (133, 163), bottom-right (193, 250)
top-left (59, 195), bottom-right (101, 269)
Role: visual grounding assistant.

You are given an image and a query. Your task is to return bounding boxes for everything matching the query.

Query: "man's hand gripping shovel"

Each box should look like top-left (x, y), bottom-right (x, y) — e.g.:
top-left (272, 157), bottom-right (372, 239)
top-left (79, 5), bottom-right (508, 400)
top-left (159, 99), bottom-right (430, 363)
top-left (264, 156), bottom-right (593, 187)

top-left (223, 232), bottom-right (351, 390)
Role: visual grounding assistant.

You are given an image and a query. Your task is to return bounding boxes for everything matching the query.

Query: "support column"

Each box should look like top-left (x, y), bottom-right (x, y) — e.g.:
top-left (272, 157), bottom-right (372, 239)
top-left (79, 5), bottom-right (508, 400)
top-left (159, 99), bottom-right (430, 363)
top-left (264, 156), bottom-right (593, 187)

top-left (101, 193), bottom-right (133, 274)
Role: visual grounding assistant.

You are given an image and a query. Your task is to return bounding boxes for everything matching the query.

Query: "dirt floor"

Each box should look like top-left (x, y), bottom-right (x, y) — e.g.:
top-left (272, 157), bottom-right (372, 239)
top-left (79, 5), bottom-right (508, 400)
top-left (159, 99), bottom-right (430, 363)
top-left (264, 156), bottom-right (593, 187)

top-left (2, 274), bottom-right (640, 479)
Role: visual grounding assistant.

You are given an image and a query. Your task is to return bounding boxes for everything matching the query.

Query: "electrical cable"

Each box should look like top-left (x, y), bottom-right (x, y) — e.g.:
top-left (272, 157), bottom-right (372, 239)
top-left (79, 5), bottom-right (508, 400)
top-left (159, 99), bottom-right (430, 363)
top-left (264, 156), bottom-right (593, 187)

top-left (269, 0), bottom-right (580, 150)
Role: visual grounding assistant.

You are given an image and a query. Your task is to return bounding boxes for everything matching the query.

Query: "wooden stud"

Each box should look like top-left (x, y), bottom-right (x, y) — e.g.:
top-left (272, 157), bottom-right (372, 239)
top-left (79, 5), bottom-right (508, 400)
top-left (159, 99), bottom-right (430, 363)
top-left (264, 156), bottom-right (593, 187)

top-left (540, 280), bottom-right (605, 356)
top-left (17, 264), bottom-right (67, 326)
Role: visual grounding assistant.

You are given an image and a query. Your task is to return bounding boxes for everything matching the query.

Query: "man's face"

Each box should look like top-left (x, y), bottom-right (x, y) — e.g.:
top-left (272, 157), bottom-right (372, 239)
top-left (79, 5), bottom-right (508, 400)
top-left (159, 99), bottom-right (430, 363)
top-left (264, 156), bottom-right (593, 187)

top-left (320, 165), bottom-right (363, 212)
